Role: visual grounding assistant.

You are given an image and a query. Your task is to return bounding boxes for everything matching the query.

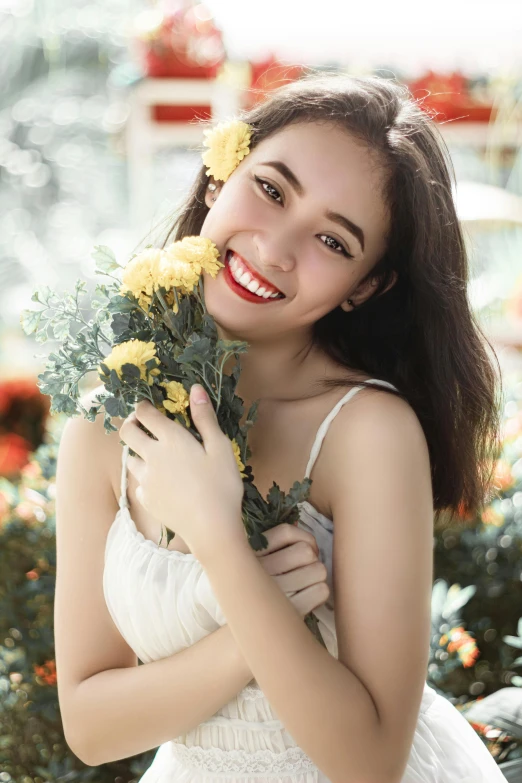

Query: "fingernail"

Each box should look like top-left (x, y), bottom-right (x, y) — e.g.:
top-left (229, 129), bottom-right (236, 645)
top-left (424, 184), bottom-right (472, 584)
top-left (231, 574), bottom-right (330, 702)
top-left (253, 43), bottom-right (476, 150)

top-left (192, 384), bottom-right (209, 405)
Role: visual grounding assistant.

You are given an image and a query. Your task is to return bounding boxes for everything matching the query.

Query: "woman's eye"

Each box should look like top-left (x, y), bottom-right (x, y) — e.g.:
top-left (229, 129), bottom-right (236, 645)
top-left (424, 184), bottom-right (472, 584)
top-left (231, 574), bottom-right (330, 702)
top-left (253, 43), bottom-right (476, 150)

top-left (319, 234), bottom-right (352, 258)
top-left (255, 176), bottom-right (282, 203)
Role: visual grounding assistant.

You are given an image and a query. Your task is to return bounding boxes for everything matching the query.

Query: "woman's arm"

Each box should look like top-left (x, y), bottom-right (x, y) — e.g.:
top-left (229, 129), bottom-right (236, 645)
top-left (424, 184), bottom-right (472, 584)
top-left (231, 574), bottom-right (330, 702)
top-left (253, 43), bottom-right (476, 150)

top-left (195, 392), bottom-right (434, 783)
top-left (56, 394), bottom-right (328, 767)
top-left (54, 406), bottom-right (253, 767)
top-left (70, 625), bottom-right (253, 766)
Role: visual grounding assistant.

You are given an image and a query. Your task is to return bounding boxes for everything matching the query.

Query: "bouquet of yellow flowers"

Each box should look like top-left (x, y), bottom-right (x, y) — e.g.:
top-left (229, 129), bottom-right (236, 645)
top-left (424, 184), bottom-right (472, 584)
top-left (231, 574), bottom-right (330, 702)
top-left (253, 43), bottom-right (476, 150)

top-left (20, 118), bottom-right (324, 646)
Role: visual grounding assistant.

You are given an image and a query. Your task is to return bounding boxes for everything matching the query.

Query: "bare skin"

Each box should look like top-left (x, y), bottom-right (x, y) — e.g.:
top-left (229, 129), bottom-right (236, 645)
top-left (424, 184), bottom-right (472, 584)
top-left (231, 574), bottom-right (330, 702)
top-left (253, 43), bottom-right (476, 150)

top-left (55, 122), bottom-right (432, 772)
top-left (106, 121), bottom-right (396, 554)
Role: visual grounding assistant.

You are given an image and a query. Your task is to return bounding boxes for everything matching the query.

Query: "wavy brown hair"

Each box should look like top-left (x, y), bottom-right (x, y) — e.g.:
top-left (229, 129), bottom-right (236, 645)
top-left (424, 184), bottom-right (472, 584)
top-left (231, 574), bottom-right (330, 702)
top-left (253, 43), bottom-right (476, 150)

top-left (161, 72), bottom-right (504, 528)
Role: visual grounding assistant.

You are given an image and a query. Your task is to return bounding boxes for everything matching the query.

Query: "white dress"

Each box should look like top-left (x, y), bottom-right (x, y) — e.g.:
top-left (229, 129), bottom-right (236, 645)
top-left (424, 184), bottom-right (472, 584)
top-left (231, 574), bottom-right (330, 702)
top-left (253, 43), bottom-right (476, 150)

top-left (103, 379), bottom-right (508, 783)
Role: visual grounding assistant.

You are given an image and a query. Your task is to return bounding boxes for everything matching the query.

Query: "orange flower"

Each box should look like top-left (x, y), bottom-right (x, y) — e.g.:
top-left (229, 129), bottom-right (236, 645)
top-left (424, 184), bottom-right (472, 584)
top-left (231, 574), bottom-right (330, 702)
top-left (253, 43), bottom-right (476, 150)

top-left (0, 433), bottom-right (31, 478)
top-left (456, 500), bottom-right (474, 521)
top-left (26, 570), bottom-right (39, 581)
top-left (446, 627), bottom-right (480, 668)
top-left (21, 461), bottom-right (42, 480)
top-left (34, 660), bottom-right (57, 686)
top-left (493, 459), bottom-right (514, 492)
top-left (481, 506), bottom-right (505, 527)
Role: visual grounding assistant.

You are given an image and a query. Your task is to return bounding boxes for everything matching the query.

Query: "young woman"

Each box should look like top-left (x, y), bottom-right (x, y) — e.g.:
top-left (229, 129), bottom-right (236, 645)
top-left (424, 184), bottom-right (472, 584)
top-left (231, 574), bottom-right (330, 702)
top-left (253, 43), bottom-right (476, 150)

top-left (54, 74), bottom-right (507, 782)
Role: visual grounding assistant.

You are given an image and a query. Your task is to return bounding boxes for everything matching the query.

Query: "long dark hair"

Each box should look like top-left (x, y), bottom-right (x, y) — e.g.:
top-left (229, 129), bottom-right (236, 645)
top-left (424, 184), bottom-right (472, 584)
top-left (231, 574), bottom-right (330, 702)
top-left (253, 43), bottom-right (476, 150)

top-left (162, 72), bottom-right (503, 528)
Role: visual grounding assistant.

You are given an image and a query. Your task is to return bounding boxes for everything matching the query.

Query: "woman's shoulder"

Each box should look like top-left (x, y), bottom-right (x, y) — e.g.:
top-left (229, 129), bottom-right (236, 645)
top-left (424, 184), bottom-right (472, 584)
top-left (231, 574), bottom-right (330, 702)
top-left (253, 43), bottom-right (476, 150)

top-left (325, 377), bottom-right (425, 465)
top-left (61, 384), bottom-right (126, 505)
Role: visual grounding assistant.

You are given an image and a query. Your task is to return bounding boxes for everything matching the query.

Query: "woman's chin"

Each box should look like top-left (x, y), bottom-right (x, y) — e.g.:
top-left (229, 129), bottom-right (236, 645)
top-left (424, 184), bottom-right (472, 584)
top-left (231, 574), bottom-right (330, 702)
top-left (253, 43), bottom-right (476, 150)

top-left (203, 279), bottom-right (246, 338)
top-left (207, 308), bottom-right (247, 341)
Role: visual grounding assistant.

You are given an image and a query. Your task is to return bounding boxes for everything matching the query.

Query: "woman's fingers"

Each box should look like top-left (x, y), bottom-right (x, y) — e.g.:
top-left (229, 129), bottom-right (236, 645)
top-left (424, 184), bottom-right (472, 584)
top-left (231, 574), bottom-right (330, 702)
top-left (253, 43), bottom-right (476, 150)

top-left (120, 413), bottom-right (155, 460)
top-left (256, 539), bottom-right (319, 575)
top-left (289, 583), bottom-right (330, 618)
top-left (133, 400), bottom-right (167, 440)
top-left (255, 522), bottom-right (319, 558)
top-left (276, 560), bottom-right (328, 594)
top-left (126, 453), bottom-right (147, 483)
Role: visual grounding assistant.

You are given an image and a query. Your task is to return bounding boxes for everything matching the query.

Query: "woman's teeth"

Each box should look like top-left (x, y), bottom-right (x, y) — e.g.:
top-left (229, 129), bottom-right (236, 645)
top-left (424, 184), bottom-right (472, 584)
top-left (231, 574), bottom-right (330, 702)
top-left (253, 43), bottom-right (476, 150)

top-left (228, 254), bottom-right (283, 299)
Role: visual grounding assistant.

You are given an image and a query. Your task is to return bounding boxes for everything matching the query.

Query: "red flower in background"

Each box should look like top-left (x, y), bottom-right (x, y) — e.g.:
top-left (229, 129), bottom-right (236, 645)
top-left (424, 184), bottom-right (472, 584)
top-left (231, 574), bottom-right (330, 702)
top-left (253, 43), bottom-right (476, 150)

top-left (0, 378), bottom-right (49, 478)
top-left (0, 433), bottom-right (32, 478)
top-left (244, 55), bottom-right (305, 110)
top-left (407, 70), bottom-right (494, 123)
top-left (34, 660), bottom-right (57, 687)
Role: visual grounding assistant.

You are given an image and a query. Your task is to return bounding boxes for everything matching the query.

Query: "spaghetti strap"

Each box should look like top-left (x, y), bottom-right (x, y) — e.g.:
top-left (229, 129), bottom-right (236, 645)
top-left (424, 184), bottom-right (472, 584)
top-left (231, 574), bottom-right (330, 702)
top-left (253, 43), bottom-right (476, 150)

top-left (304, 379), bottom-right (399, 480)
top-left (119, 444), bottom-right (130, 510)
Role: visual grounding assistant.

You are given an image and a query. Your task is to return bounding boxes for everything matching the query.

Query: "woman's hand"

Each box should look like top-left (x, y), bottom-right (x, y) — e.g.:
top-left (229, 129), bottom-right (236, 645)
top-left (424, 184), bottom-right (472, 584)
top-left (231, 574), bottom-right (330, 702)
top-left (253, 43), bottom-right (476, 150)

top-left (119, 385), bottom-right (246, 558)
top-left (254, 523), bottom-right (330, 618)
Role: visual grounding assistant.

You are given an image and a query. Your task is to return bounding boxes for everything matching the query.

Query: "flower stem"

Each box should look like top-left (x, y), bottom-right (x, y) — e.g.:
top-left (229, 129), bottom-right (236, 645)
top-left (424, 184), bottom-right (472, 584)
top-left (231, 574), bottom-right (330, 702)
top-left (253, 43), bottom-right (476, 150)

top-left (155, 289), bottom-right (182, 341)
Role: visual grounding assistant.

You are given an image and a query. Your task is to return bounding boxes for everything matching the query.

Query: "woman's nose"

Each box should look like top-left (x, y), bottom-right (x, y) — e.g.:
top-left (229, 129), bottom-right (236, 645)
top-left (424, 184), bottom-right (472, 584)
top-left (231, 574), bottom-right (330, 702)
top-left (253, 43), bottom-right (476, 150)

top-left (253, 235), bottom-right (296, 274)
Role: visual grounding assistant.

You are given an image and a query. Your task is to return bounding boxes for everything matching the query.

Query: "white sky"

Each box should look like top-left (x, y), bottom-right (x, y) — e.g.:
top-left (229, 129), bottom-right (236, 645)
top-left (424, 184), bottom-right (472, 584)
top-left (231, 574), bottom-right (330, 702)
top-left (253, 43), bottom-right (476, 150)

top-left (204, 0), bottom-right (522, 75)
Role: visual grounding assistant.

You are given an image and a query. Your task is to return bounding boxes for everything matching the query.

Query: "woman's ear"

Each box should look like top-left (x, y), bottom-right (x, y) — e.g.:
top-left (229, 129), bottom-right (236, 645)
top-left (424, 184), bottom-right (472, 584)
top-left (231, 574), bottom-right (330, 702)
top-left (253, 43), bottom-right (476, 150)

top-left (340, 270), bottom-right (398, 311)
top-left (204, 179), bottom-right (221, 209)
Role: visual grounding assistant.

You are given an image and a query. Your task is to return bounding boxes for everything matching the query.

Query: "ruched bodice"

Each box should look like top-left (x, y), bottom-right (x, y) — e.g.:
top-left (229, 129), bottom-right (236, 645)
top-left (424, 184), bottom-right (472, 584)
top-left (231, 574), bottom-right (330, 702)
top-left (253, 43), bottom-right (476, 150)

top-left (103, 379), bottom-right (508, 782)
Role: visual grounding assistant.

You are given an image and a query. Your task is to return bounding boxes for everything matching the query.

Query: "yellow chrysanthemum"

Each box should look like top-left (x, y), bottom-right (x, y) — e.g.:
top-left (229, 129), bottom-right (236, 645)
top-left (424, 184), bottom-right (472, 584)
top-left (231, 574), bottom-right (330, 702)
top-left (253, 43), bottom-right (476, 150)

top-left (230, 438), bottom-right (247, 478)
top-left (120, 248), bottom-right (163, 309)
top-left (160, 380), bottom-right (190, 426)
top-left (99, 340), bottom-right (161, 384)
top-left (202, 120), bottom-right (252, 182)
top-left (164, 236), bottom-right (222, 282)
top-left (158, 254), bottom-right (201, 298)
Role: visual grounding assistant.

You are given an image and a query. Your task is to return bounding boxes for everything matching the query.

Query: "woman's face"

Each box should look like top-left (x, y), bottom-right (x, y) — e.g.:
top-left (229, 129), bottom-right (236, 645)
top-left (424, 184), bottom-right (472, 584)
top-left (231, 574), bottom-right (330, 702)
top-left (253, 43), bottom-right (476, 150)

top-left (199, 121), bottom-right (390, 341)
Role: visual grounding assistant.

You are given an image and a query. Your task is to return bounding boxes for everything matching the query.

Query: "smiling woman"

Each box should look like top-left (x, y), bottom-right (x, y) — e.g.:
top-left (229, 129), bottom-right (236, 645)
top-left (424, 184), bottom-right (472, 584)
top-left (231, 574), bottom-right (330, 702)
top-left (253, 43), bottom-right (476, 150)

top-left (54, 72), bottom-right (507, 783)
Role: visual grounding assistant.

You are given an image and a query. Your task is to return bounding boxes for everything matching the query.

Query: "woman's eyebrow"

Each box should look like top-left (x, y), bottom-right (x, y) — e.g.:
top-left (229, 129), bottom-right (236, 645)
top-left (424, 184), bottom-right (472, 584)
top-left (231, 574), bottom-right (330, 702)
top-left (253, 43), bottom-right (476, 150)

top-left (262, 160), bottom-right (365, 253)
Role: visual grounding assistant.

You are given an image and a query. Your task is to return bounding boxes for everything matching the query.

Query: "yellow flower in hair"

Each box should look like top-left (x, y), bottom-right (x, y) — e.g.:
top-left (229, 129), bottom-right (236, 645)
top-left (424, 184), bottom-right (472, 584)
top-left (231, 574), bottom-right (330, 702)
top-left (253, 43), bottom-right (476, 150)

top-left (160, 380), bottom-right (190, 426)
top-left (99, 340), bottom-right (161, 384)
top-left (202, 120), bottom-right (252, 182)
top-left (230, 438), bottom-right (247, 478)
top-left (120, 248), bottom-right (163, 309)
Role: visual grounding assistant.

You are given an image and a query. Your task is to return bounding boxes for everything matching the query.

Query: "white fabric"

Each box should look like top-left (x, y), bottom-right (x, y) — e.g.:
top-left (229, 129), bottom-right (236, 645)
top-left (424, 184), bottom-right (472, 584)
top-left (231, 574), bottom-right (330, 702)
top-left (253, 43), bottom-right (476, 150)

top-left (103, 379), bottom-right (508, 782)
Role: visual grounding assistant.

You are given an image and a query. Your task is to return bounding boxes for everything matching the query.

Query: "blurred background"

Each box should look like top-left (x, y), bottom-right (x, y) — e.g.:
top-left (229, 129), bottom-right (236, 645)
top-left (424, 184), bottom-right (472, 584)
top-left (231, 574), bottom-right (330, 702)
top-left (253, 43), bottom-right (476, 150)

top-left (2, 1), bottom-right (522, 781)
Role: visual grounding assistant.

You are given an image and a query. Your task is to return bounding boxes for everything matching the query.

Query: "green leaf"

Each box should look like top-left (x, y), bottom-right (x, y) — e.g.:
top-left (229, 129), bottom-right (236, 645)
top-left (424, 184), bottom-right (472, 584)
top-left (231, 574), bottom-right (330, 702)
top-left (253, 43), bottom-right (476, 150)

top-left (109, 368), bottom-right (122, 390)
top-left (105, 395), bottom-right (129, 418)
top-left (245, 400), bottom-right (259, 426)
top-left (442, 584), bottom-right (476, 619)
top-left (284, 478), bottom-right (312, 506)
top-left (85, 405), bottom-right (100, 422)
top-left (50, 394), bottom-right (78, 416)
top-left (267, 483), bottom-right (283, 508)
top-left (38, 374), bottom-right (65, 396)
top-left (150, 384), bottom-right (165, 406)
top-left (504, 635), bottom-right (522, 649)
top-left (177, 337), bottom-right (212, 366)
top-left (51, 318), bottom-right (70, 340)
top-left (121, 363), bottom-right (141, 383)
top-left (108, 295), bottom-right (138, 314)
top-left (92, 244), bottom-right (120, 274)
top-left (216, 338), bottom-right (249, 355)
top-left (34, 325), bottom-right (50, 343)
top-left (248, 529), bottom-right (270, 552)
top-left (103, 411), bottom-right (118, 433)
top-left (32, 284), bottom-right (54, 304)
top-left (20, 308), bottom-right (42, 335)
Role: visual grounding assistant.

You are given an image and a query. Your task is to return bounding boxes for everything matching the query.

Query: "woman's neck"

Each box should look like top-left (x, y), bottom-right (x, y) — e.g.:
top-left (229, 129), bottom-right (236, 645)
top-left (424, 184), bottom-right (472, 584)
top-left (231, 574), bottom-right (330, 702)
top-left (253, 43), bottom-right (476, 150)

top-left (218, 326), bottom-right (339, 404)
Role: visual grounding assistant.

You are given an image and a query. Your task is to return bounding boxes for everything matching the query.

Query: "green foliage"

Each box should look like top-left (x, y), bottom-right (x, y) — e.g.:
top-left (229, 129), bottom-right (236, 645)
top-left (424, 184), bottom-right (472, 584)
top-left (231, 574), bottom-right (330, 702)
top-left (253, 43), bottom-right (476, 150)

top-left (2, 393), bottom-right (522, 779)
top-left (20, 241), bottom-right (323, 644)
top-left (0, 423), bottom-right (155, 781)
top-left (426, 376), bottom-right (522, 770)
